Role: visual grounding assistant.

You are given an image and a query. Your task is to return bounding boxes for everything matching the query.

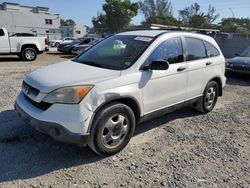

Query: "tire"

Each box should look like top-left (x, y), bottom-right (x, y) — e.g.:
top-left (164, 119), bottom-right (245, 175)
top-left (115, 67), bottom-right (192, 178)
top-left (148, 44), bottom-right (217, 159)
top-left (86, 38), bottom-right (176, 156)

top-left (55, 42), bottom-right (60, 47)
top-left (194, 81), bottom-right (219, 113)
top-left (22, 48), bottom-right (37, 61)
top-left (88, 102), bottom-right (136, 157)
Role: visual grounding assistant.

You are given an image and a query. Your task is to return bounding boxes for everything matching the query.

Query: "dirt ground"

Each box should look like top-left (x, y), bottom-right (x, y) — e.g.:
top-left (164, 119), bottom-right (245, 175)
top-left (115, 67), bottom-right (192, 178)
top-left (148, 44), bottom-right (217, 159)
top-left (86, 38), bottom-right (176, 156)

top-left (0, 50), bottom-right (249, 188)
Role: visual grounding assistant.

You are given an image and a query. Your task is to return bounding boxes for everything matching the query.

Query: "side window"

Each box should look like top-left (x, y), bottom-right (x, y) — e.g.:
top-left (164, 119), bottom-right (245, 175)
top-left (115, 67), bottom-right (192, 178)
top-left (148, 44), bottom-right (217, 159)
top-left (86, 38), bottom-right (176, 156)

top-left (0, 29), bottom-right (4, 36)
top-left (149, 37), bottom-right (184, 64)
top-left (204, 41), bottom-right (220, 57)
top-left (185, 37), bottom-right (206, 61)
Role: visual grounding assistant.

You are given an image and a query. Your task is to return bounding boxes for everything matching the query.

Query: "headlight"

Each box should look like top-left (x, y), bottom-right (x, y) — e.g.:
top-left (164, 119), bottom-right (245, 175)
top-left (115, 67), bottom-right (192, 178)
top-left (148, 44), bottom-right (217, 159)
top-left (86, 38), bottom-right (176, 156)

top-left (43, 85), bottom-right (93, 104)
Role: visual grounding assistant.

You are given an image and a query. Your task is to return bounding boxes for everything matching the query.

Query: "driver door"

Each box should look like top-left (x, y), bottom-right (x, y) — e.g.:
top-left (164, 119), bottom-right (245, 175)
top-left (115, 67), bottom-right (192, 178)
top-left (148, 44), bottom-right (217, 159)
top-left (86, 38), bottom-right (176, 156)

top-left (141, 37), bottom-right (188, 114)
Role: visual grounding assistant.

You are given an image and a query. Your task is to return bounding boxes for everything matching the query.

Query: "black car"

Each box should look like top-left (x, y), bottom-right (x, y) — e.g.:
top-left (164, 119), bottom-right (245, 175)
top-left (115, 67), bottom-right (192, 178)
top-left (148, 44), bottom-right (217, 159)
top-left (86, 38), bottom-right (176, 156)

top-left (226, 46), bottom-right (250, 75)
top-left (57, 38), bottom-right (94, 54)
top-left (71, 38), bottom-right (104, 55)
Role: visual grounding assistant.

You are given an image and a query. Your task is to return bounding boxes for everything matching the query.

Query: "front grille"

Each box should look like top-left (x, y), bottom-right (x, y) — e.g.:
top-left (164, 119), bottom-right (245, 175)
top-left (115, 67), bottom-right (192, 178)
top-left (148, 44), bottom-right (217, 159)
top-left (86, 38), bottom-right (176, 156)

top-left (22, 81), bottom-right (40, 96)
top-left (24, 94), bottom-right (52, 111)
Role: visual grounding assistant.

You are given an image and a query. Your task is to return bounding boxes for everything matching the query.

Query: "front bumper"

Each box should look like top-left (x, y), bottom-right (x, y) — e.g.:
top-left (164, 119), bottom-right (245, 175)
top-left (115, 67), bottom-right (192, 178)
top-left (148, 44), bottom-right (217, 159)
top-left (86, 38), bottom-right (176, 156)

top-left (57, 47), bottom-right (72, 53)
top-left (15, 102), bottom-right (89, 146)
top-left (14, 92), bottom-right (93, 146)
top-left (226, 68), bottom-right (250, 75)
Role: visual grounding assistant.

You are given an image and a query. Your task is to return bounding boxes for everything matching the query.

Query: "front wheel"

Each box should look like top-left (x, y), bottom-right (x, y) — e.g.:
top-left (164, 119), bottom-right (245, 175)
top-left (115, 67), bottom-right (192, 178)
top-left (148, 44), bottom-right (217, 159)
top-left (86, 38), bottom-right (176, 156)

top-left (194, 81), bottom-right (219, 113)
top-left (88, 103), bottom-right (135, 157)
top-left (22, 48), bottom-right (37, 61)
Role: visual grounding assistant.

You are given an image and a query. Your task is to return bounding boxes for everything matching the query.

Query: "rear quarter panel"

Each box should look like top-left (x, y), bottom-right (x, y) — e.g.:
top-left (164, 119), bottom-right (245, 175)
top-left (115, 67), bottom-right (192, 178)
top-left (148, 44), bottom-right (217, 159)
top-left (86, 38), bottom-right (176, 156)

top-left (9, 37), bottom-right (46, 52)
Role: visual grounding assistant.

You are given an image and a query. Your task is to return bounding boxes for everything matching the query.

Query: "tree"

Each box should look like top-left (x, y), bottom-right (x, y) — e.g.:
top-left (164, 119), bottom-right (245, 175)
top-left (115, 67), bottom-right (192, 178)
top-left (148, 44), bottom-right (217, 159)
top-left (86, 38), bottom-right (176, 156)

top-left (139, 0), bottom-right (179, 25)
top-left (92, 13), bottom-right (107, 33)
top-left (60, 19), bottom-right (76, 26)
top-left (179, 3), bottom-right (219, 28)
top-left (220, 18), bottom-right (250, 34)
top-left (92, 0), bottom-right (139, 33)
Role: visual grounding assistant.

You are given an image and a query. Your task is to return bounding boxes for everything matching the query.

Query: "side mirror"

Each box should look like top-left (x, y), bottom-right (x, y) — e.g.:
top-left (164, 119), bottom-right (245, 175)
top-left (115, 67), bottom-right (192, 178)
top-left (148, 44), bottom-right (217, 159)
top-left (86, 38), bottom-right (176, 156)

top-left (235, 53), bottom-right (240, 57)
top-left (141, 60), bottom-right (169, 71)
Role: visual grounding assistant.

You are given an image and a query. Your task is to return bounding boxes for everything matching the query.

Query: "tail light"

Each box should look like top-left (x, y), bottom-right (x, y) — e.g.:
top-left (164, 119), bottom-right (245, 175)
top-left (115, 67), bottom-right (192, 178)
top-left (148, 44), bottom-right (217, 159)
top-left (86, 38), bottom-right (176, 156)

top-left (45, 38), bottom-right (48, 45)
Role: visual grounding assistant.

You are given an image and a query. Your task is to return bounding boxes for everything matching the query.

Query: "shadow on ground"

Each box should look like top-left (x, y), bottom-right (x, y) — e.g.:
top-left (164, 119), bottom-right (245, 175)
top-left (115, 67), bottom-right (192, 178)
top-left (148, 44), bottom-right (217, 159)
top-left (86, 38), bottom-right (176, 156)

top-left (226, 74), bottom-right (250, 86)
top-left (0, 106), bottom-right (201, 183)
top-left (0, 56), bottom-right (24, 62)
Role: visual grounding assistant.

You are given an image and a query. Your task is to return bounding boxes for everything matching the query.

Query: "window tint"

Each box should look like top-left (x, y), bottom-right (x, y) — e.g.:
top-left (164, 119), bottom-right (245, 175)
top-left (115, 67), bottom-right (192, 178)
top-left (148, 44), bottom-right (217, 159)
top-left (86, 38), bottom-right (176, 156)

top-left (149, 37), bottom-right (184, 64)
top-left (204, 41), bottom-right (220, 57)
top-left (185, 37), bottom-right (206, 61)
top-left (0, 29), bottom-right (4, 36)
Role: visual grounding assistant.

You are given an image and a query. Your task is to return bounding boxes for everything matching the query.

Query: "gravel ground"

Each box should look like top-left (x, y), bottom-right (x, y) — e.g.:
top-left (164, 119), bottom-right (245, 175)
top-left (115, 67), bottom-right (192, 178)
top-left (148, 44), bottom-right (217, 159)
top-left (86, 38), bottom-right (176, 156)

top-left (0, 51), bottom-right (249, 188)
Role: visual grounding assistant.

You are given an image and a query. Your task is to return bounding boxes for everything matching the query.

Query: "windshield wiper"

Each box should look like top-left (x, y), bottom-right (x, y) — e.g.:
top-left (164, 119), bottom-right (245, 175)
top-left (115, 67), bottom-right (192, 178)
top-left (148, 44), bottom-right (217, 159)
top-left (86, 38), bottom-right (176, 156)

top-left (81, 60), bottom-right (105, 68)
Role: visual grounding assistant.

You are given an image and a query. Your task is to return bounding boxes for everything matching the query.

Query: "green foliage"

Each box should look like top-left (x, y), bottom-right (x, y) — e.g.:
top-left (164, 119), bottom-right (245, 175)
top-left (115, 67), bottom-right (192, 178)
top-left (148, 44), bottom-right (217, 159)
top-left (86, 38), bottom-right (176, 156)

top-left (139, 0), bottom-right (178, 25)
top-left (220, 18), bottom-right (250, 34)
top-left (179, 3), bottom-right (219, 28)
top-left (60, 19), bottom-right (76, 26)
top-left (92, 0), bottom-right (139, 33)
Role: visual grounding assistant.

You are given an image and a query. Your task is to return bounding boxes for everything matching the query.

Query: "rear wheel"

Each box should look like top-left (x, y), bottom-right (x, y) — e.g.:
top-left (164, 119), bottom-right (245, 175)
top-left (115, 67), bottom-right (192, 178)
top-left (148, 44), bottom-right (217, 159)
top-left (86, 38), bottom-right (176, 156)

top-left (88, 102), bottom-right (135, 156)
top-left (22, 48), bottom-right (37, 61)
top-left (55, 42), bottom-right (60, 47)
top-left (194, 81), bottom-right (218, 113)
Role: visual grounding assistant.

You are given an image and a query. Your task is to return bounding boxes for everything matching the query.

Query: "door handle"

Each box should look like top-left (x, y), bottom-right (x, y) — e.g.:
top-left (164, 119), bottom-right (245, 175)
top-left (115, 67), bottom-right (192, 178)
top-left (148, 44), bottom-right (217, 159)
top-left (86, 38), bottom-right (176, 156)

top-left (206, 62), bottom-right (212, 66)
top-left (177, 67), bottom-right (186, 72)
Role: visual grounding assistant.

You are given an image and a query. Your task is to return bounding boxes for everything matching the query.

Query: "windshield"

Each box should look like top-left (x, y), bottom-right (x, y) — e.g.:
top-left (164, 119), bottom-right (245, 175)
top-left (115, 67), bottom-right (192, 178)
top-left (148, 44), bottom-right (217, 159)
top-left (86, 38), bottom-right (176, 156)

top-left (74, 35), bottom-right (153, 70)
top-left (71, 39), bottom-right (82, 44)
top-left (240, 46), bottom-right (250, 57)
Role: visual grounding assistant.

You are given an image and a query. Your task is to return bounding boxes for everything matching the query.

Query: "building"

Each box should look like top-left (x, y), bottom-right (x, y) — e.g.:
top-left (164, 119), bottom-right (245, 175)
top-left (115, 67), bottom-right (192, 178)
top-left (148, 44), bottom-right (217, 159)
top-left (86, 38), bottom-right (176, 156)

top-left (0, 2), bottom-right (61, 40)
top-left (60, 25), bottom-right (87, 38)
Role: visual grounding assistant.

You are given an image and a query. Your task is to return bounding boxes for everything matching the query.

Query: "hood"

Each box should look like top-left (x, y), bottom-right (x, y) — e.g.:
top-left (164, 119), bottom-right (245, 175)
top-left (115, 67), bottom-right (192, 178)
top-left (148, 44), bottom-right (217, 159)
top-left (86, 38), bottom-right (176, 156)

top-left (25, 61), bottom-right (121, 93)
top-left (229, 57), bottom-right (250, 65)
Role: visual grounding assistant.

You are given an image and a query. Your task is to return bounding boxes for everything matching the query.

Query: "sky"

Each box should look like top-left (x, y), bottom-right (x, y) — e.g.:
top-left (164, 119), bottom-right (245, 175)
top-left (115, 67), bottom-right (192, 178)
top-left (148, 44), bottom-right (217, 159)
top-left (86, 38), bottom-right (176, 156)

top-left (1, 0), bottom-right (250, 26)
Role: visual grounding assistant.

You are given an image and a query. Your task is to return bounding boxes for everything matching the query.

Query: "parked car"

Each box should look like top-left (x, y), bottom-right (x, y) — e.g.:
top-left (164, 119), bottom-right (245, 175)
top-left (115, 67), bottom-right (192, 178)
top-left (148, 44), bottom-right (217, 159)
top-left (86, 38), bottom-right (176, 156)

top-left (71, 38), bottom-right (103, 55)
top-left (226, 46), bottom-right (250, 75)
top-left (15, 30), bottom-right (226, 156)
top-left (49, 37), bottom-right (76, 47)
top-left (0, 27), bottom-right (48, 61)
top-left (57, 38), bottom-right (95, 54)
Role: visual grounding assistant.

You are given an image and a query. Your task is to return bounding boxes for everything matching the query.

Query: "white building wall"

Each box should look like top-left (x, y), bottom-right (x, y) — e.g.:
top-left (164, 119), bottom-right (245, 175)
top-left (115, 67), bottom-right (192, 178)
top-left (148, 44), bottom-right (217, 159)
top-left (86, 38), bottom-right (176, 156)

top-left (0, 10), bottom-right (60, 34)
top-left (60, 25), bottom-right (87, 38)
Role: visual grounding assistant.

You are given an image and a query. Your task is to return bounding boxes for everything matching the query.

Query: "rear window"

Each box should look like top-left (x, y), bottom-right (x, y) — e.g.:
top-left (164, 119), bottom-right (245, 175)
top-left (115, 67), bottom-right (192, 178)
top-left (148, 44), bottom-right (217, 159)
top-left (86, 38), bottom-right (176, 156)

top-left (0, 29), bottom-right (4, 36)
top-left (204, 41), bottom-right (220, 57)
top-left (185, 37), bottom-right (206, 61)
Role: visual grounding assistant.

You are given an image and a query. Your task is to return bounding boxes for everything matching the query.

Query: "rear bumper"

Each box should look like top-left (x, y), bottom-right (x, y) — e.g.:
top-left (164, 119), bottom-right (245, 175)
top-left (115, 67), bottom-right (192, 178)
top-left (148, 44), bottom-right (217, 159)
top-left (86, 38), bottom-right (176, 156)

top-left (15, 102), bottom-right (89, 146)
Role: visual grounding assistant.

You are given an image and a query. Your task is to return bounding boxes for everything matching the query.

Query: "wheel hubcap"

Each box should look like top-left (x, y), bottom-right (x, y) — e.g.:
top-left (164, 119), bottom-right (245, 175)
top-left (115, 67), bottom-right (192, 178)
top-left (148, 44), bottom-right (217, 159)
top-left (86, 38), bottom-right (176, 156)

top-left (102, 114), bottom-right (129, 149)
top-left (25, 50), bottom-right (35, 60)
top-left (205, 87), bottom-right (216, 108)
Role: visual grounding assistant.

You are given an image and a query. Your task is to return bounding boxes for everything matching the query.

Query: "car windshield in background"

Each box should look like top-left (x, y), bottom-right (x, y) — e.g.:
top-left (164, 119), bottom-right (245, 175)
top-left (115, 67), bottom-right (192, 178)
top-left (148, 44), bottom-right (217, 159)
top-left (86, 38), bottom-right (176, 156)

top-left (72, 39), bottom-right (82, 44)
top-left (75, 35), bottom-right (153, 70)
top-left (240, 46), bottom-right (250, 57)
top-left (89, 39), bottom-right (102, 45)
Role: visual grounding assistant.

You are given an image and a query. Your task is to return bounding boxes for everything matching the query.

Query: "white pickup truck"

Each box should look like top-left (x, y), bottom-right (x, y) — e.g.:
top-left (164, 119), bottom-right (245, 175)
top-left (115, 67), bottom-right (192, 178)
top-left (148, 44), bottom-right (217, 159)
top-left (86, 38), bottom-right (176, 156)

top-left (0, 28), bottom-right (48, 61)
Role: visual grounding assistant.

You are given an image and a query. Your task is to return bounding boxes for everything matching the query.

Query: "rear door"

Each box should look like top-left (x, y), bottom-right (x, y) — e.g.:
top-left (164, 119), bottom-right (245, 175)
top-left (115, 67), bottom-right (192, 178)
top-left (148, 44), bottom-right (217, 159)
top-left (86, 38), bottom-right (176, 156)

top-left (142, 37), bottom-right (188, 114)
top-left (184, 37), bottom-right (218, 99)
top-left (0, 29), bottom-right (10, 53)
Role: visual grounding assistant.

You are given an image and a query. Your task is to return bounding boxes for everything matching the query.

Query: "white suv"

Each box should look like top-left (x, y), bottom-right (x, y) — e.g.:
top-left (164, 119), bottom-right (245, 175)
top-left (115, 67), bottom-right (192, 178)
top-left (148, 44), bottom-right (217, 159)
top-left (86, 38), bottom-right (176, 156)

top-left (15, 30), bottom-right (226, 156)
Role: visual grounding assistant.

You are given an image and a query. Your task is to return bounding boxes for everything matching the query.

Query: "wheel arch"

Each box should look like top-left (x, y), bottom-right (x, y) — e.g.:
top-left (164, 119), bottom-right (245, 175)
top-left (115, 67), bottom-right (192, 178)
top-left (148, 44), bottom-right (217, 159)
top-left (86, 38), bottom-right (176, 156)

top-left (21, 44), bottom-right (39, 53)
top-left (88, 96), bottom-right (142, 134)
top-left (207, 77), bottom-right (223, 96)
